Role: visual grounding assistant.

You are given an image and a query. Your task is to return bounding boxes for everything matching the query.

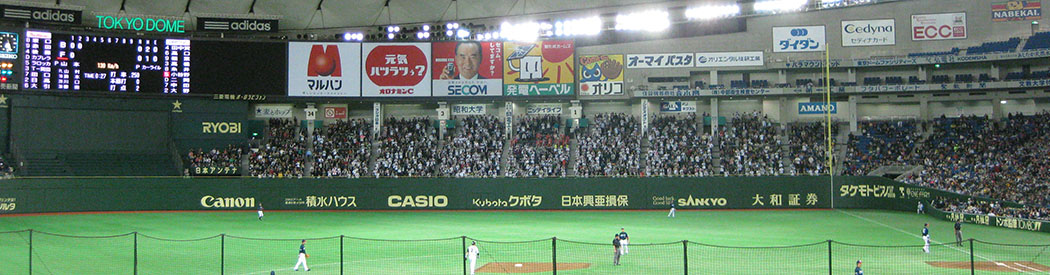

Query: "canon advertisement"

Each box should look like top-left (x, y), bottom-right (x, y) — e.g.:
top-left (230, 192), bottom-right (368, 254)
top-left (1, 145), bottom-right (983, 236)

top-left (0, 4), bottom-right (81, 25)
top-left (362, 43), bottom-right (432, 97)
top-left (841, 19), bottom-right (895, 47)
top-left (912, 13), bottom-right (967, 41)
top-left (432, 41), bottom-right (503, 97)
top-left (288, 42), bottom-right (363, 97)
top-left (197, 17), bottom-right (278, 33)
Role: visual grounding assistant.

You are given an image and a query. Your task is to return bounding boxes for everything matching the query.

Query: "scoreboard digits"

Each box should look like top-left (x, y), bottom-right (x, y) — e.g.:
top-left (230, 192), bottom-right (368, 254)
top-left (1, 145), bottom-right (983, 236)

top-left (23, 30), bottom-right (190, 93)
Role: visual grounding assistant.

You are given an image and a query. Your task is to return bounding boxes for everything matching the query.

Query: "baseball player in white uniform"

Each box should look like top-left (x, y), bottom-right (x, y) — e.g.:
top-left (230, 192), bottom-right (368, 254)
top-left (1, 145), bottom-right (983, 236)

top-left (922, 223), bottom-right (930, 253)
top-left (668, 201), bottom-right (676, 218)
top-left (466, 241), bottom-right (480, 275)
top-left (294, 239), bottom-right (310, 271)
top-left (258, 203), bottom-right (264, 220)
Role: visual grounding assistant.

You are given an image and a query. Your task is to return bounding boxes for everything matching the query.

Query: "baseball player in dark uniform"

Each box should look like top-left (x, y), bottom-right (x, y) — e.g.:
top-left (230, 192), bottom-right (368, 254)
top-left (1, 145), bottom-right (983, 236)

top-left (855, 260), bottom-right (863, 275)
top-left (922, 223), bottom-right (930, 253)
top-left (618, 228), bottom-right (629, 254)
top-left (954, 221), bottom-right (963, 246)
top-left (612, 235), bottom-right (622, 266)
top-left (294, 239), bottom-right (310, 271)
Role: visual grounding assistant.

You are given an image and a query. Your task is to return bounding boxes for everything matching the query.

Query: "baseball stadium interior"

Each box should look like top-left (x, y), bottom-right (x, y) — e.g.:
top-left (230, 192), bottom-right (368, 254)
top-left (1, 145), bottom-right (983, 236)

top-left (1, 0), bottom-right (1050, 274)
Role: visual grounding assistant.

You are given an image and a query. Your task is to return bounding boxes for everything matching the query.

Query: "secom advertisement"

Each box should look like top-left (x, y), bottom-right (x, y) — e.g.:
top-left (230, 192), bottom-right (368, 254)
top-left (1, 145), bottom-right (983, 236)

top-left (432, 41), bottom-right (503, 96)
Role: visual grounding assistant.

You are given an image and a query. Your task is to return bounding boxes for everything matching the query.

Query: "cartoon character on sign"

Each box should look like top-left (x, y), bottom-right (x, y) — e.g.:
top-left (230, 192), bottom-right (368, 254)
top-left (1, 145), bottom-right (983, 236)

top-left (506, 44), bottom-right (548, 82)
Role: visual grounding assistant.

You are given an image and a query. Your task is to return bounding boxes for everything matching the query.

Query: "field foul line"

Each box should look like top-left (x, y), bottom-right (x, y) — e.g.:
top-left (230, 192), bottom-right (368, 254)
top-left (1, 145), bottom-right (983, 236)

top-left (836, 210), bottom-right (1031, 274)
top-left (1013, 262), bottom-right (1044, 272)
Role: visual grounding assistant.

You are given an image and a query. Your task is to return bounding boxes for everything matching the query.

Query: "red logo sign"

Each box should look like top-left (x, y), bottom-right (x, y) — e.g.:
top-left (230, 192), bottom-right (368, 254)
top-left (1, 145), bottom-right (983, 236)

top-left (365, 45), bottom-right (427, 86)
top-left (913, 25), bottom-right (965, 39)
top-left (308, 45), bottom-right (342, 77)
top-left (324, 107), bottom-right (347, 119)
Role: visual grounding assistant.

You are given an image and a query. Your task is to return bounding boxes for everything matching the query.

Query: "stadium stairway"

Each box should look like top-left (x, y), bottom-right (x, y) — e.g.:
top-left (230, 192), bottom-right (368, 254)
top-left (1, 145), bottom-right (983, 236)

top-left (568, 138), bottom-right (579, 177)
top-left (304, 128), bottom-right (315, 176)
top-left (499, 140), bottom-right (510, 177)
top-left (368, 139), bottom-right (379, 175)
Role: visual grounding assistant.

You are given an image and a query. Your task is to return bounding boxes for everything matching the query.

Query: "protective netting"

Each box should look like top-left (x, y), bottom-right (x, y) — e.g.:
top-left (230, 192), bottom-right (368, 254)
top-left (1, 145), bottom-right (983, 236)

top-left (2, 231), bottom-right (1047, 274)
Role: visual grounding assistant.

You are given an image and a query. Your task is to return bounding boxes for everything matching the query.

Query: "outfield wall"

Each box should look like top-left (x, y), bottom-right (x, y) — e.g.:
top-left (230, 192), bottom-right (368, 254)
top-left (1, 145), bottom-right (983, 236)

top-left (0, 175), bottom-right (1044, 232)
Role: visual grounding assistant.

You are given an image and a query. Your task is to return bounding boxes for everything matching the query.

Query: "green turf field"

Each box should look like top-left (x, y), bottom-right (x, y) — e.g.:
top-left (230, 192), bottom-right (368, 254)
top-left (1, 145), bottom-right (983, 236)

top-left (0, 209), bottom-right (1047, 274)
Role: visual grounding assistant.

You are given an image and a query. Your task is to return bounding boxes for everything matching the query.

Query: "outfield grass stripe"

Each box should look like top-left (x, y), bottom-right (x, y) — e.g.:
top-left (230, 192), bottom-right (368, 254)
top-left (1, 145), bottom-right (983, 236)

top-left (837, 209), bottom-right (1034, 274)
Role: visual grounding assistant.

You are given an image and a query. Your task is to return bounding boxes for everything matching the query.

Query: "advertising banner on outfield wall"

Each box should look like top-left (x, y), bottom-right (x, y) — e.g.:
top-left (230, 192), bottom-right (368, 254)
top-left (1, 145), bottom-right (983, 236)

top-left (660, 101), bottom-right (696, 113)
top-left (578, 54), bottom-right (624, 96)
top-left (432, 41), bottom-right (503, 96)
top-left (363, 43), bottom-right (432, 97)
top-left (451, 104), bottom-right (487, 115)
top-left (841, 19), bottom-right (896, 47)
top-left (503, 40), bottom-right (575, 96)
top-left (912, 13), bottom-right (967, 41)
top-left (288, 42), bottom-right (362, 97)
top-left (694, 52), bottom-right (763, 67)
top-left (625, 53), bottom-right (694, 68)
top-left (773, 26), bottom-right (826, 52)
top-left (992, 0), bottom-right (1041, 22)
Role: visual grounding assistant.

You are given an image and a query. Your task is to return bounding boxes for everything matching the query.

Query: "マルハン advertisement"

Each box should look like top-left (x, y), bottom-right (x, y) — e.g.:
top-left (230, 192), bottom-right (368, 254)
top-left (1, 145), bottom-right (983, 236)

top-left (578, 54), bottom-right (624, 96)
top-left (432, 41), bottom-right (503, 96)
top-left (503, 40), bottom-right (575, 96)
top-left (363, 43), bottom-right (432, 97)
top-left (288, 42), bottom-right (362, 97)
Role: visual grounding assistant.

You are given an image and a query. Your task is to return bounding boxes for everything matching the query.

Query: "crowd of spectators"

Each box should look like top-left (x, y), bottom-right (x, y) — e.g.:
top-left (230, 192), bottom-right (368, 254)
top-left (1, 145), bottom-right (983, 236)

top-left (576, 113), bottom-right (640, 177)
top-left (843, 120), bottom-right (922, 175)
top-left (646, 114), bottom-right (714, 177)
top-left (507, 115), bottom-right (569, 178)
top-left (0, 155), bottom-right (13, 178)
top-left (787, 122), bottom-right (838, 176)
top-left (440, 115), bottom-right (504, 177)
top-left (249, 118), bottom-right (307, 178)
top-left (375, 117), bottom-right (438, 177)
top-left (903, 113), bottom-right (1050, 208)
top-left (719, 112), bottom-right (784, 176)
top-left (933, 197), bottom-right (1050, 222)
top-left (311, 119), bottom-right (372, 178)
top-left (186, 145), bottom-right (242, 171)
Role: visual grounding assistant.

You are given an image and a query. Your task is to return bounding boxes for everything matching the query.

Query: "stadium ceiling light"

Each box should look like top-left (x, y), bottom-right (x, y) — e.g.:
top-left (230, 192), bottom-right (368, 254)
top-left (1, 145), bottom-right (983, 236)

top-left (754, 0), bottom-right (808, 13)
top-left (456, 29), bottom-right (470, 39)
top-left (501, 21), bottom-right (540, 42)
top-left (615, 10), bottom-right (670, 32)
top-left (685, 4), bottom-right (741, 20)
top-left (555, 16), bottom-right (602, 36)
